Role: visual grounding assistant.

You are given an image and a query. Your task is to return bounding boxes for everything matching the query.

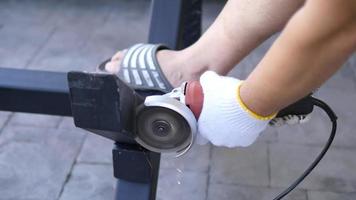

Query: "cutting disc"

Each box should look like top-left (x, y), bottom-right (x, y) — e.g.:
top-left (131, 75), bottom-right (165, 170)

top-left (135, 95), bottom-right (197, 154)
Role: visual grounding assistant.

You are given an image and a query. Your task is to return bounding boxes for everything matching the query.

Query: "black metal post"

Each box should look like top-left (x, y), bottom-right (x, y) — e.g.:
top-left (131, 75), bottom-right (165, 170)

top-left (112, 0), bottom-right (202, 199)
top-left (148, 0), bottom-right (202, 50)
top-left (113, 144), bottom-right (160, 200)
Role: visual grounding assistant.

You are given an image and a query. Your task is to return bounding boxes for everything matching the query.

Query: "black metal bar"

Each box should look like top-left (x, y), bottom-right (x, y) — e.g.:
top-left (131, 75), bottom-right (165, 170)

top-left (0, 68), bottom-right (72, 116)
top-left (148, 0), bottom-right (183, 49)
top-left (147, 152), bottom-right (161, 200)
top-left (148, 0), bottom-right (202, 50)
top-left (114, 179), bottom-right (150, 200)
top-left (180, 0), bottom-right (202, 48)
top-left (0, 68), bottom-right (160, 118)
top-left (113, 144), bottom-right (161, 200)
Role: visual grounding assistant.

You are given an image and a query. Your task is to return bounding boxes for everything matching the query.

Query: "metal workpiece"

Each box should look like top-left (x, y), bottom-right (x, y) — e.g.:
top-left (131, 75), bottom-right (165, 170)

top-left (67, 71), bottom-right (143, 144)
top-left (67, 71), bottom-right (197, 156)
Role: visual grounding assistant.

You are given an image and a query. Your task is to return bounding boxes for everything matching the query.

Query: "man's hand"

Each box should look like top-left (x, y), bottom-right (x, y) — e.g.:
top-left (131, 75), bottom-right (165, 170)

top-left (197, 71), bottom-right (275, 147)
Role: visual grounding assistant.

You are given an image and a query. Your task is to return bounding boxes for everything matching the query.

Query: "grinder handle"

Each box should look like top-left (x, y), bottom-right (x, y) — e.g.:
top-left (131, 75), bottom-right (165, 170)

top-left (185, 81), bottom-right (204, 119)
top-left (185, 80), bottom-right (315, 125)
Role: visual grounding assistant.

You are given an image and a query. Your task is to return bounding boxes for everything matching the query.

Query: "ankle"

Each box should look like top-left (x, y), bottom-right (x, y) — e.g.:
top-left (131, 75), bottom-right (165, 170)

top-left (157, 48), bottom-right (209, 86)
top-left (178, 46), bottom-right (210, 78)
top-left (183, 43), bottom-right (235, 76)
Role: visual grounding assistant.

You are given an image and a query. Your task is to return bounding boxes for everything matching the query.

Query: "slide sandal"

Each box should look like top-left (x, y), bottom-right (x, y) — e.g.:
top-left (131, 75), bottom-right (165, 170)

top-left (98, 43), bottom-right (174, 94)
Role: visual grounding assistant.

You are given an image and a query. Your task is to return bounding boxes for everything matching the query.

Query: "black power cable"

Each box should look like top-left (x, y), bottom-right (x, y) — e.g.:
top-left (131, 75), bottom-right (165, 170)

top-left (273, 97), bottom-right (338, 200)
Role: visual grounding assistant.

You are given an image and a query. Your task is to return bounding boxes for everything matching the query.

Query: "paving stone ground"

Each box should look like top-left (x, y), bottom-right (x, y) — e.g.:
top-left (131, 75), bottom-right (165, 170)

top-left (0, 126), bottom-right (86, 200)
top-left (0, 0), bottom-right (355, 200)
top-left (207, 184), bottom-right (308, 200)
top-left (0, 112), bottom-right (11, 130)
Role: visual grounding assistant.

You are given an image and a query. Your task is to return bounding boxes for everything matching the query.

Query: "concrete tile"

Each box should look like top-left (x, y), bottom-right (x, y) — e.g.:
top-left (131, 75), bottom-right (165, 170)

top-left (57, 117), bottom-right (89, 138)
top-left (8, 113), bottom-right (62, 128)
top-left (207, 183), bottom-right (307, 200)
top-left (27, 1), bottom-right (114, 71)
top-left (58, 117), bottom-right (90, 134)
top-left (348, 54), bottom-right (356, 79)
top-left (60, 117), bottom-right (113, 164)
top-left (0, 111), bottom-right (11, 129)
top-left (59, 164), bottom-right (115, 200)
top-left (105, 0), bottom-right (150, 26)
top-left (0, 22), bottom-right (55, 68)
top-left (80, 0), bottom-right (151, 71)
top-left (278, 88), bottom-right (355, 147)
top-left (50, 0), bottom-right (114, 28)
top-left (77, 134), bottom-right (113, 164)
top-left (259, 126), bottom-right (278, 143)
top-left (160, 144), bottom-right (211, 172)
top-left (58, 117), bottom-right (77, 130)
top-left (276, 108), bottom-right (356, 148)
top-left (0, 125), bottom-right (85, 150)
top-left (157, 169), bottom-right (207, 200)
top-left (315, 81), bottom-right (356, 121)
top-left (60, 117), bottom-right (135, 165)
top-left (321, 56), bottom-right (356, 92)
top-left (210, 143), bottom-right (269, 187)
top-left (27, 25), bottom-right (97, 72)
top-left (275, 59), bottom-right (356, 148)
top-left (0, 0), bottom-right (60, 25)
top-left (270, 143), bottom-right (356, 192)
top-left (308, 190), bottom-right (356, 200)
top-left (0, 127), bottom-right (85, 200)
top-left (82, 20), bottom-right (149, 70)
top-left (58, 117), bottom-right (100, 166)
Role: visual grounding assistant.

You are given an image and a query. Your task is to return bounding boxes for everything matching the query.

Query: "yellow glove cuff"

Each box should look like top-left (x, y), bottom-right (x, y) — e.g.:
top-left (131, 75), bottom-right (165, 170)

top-left (236, 82), bottom-right (277, 121)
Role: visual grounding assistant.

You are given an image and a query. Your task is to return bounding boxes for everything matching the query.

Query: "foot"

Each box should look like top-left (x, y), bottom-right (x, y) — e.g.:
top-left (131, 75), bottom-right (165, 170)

top-left (104, 47), bottom-right (207, 88)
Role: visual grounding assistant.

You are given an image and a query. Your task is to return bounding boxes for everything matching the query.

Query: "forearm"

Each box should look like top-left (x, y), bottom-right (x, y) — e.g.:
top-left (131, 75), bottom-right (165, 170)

top-left (240, 0), bottom-right (356, 116)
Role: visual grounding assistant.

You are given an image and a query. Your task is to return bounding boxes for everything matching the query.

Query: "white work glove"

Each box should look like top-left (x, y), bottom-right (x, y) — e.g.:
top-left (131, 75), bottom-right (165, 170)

top-left (197, 71), bottom-right (276, 147)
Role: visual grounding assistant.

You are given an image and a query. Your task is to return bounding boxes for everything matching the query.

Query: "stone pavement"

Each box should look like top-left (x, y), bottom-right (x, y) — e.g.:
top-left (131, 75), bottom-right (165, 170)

top-left (0, 0), bottom-right (356, 200)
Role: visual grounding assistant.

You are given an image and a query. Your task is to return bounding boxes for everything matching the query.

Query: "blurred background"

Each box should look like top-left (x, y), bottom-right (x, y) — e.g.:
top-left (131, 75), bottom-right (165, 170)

top-left (0, 0), bottom-right (355, 199)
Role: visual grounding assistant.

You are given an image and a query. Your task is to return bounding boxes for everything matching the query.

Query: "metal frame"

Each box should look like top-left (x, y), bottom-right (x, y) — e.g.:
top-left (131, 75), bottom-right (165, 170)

top-left (0, 68), bottom-right (71, 116)
top-left (0, 0), bottom-right (202, 199)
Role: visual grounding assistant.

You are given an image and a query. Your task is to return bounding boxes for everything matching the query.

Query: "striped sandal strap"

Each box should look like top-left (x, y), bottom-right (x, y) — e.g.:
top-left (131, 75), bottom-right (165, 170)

top-left (98, 43), bottom-right (174, 94)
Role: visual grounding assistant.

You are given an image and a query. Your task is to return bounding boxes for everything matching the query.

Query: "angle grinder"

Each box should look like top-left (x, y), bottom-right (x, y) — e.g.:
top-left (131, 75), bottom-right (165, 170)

top-left (134, 80), bottom-right (315, 157)
top-left (135, 80), bottom-right (338, 200)
top-left (135, 81), bottom-right (204, 157)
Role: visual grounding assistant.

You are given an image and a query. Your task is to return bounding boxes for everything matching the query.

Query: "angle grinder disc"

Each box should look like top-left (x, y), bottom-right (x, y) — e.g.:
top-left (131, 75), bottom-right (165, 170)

top-left (136, 106), bottom-right (192, 153)
top-left (135, 95), bottom-right (197, 155)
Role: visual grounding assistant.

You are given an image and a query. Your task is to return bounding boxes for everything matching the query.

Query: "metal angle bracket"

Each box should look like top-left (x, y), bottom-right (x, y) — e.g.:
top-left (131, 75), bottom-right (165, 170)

top-left (67, 71), bottom-right (143, 144)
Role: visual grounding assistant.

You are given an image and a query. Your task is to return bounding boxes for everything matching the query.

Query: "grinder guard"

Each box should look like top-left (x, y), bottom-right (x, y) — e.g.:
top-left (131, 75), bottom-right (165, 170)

top-left (136, 95), bottom-right (197, 156)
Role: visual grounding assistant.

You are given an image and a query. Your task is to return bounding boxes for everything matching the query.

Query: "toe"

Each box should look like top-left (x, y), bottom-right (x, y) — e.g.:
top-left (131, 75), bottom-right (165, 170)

top-left (105, 60), bottom-right (120, 74)
top-left (104, 49), bottom-right (128, 73)
top-left (112, 49), bottom-right (127, 61)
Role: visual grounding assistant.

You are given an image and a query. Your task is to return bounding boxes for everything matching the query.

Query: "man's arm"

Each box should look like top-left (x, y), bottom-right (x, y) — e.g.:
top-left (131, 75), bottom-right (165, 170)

top-left (240, 0), bottom-right (356, 116)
